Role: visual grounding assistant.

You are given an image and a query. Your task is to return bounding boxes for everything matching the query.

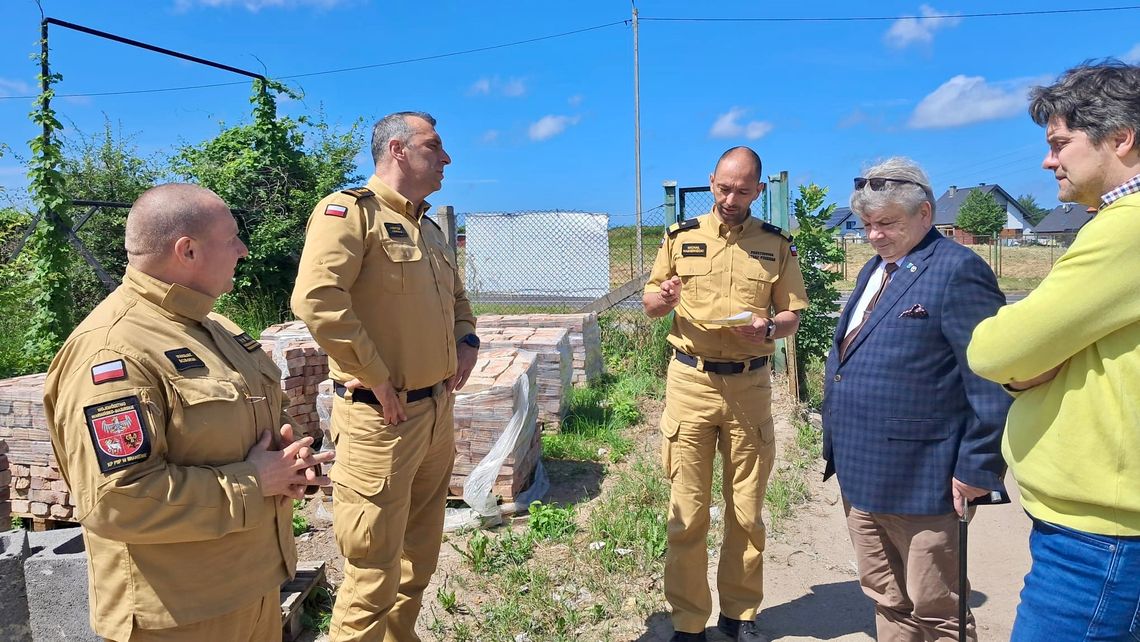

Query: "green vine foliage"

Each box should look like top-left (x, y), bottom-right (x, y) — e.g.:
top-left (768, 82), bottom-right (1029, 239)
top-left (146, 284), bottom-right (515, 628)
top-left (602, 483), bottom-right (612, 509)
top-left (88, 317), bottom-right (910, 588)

top-left (172, 80), bottom-right (362, 316)
top-left (24, 42), bottom-right (73, 371)
top-left (791, 184), bottom-right (845, 397)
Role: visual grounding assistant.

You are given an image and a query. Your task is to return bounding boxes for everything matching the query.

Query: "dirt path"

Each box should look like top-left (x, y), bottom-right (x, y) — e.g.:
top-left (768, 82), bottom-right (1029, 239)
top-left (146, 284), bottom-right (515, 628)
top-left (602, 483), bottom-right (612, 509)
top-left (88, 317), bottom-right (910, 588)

top-left (666, 404), bottom-right (1032, 642)
top-left (297, 384), bottom-right (1032, 641)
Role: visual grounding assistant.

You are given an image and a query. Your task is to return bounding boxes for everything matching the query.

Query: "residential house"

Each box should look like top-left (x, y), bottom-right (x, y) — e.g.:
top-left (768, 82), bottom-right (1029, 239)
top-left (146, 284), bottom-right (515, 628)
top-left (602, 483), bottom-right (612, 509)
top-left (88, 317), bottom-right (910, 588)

top-left (933, 183), bottom-right (1034, 243)
top-left (1035, 203), bottom-right (1094, 234)
top-left (825, 206), bottom-right (865, 238)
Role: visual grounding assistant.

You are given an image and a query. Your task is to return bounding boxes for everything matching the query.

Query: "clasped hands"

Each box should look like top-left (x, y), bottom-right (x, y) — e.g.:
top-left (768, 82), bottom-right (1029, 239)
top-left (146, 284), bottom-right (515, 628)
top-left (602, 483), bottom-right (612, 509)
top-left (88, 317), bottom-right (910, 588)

top-left (247, 424), bottom-right (335, 501)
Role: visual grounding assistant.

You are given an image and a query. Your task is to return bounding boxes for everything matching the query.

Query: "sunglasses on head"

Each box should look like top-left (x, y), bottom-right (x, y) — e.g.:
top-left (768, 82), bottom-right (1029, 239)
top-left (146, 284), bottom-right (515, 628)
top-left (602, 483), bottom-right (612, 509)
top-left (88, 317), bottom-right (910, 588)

top-left (854, 177), bottom-right (928, 191)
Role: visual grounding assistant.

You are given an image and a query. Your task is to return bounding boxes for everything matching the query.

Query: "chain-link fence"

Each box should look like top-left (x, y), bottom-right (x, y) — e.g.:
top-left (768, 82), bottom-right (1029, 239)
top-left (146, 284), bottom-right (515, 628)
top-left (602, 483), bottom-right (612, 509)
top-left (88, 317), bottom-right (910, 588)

top-left (833, 231), bottom-right (1079, 287)
top-left (457, 207), bottom-right (666, 316)
top-left (679, 186), bottom-right (714, 221)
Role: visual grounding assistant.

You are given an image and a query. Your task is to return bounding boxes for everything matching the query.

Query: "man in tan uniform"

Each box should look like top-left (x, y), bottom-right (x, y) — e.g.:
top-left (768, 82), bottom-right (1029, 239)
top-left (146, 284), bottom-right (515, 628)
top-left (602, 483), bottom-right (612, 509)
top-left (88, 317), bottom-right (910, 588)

top-left (44, 183), bottom-right (333, 642)
top-left (644, 147), bottom-right (808, 642)
top-left (291, 111), bottom-right (478, 642)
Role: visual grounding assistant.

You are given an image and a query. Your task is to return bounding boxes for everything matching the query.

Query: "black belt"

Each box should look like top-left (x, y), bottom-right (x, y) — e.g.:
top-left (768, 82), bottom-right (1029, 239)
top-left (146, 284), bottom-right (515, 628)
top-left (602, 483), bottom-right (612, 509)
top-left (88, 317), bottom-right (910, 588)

top-left (333, 382), bottom-right (435, 405)
top-left (674, 350), bottom-right (768, 375)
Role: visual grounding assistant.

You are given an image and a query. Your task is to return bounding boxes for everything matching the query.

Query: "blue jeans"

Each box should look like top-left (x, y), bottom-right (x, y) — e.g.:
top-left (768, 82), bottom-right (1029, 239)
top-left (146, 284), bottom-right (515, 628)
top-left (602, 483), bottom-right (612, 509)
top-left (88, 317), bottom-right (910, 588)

top-left (1011, 517), bottom-right (1140, 642)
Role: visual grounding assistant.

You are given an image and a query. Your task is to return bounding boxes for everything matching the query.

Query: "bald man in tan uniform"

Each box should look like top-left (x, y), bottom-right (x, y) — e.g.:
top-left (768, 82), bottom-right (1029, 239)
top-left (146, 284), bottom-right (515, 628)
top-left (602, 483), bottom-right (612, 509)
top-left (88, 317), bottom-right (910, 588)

top-left (292, 111), bottom-right (477, 642)
top-left (44, 183), bottom-right (332, 641)
top-left (644, 147), bottom-right (808, 642)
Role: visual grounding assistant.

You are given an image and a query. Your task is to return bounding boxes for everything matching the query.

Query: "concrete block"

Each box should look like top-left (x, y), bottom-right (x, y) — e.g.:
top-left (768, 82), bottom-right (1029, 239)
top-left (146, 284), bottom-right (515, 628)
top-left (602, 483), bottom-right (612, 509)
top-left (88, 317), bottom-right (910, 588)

top-left (25, 527), bottom-right (96, 640)
top-left (0, 529), bottom-right (32, 641)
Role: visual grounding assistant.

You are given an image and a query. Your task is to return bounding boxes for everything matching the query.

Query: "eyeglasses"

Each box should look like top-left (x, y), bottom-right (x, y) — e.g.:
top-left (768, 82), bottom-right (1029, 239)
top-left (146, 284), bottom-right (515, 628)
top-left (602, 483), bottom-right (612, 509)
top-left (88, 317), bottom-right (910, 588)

top-left (854, 177), bottom-right (929, 192)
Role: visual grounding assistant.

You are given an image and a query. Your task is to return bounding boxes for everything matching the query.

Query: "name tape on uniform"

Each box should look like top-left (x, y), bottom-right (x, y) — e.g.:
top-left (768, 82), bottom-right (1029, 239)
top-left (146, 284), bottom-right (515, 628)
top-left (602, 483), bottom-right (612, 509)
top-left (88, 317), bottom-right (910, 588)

top-left (84, 396), bottom-right (151, 474)
top-left (681, 242), bottom-right (707, 257)
top-left (324, 204), bottom-right (348, 218)
top-left (164, 348), bottom-right (205, 371)
top-left (384, 222), bottom-right (409, 238)
top-left (91, 359), bottom-right (128, 385)
top-left (749, 250), bottom-right (777, 262)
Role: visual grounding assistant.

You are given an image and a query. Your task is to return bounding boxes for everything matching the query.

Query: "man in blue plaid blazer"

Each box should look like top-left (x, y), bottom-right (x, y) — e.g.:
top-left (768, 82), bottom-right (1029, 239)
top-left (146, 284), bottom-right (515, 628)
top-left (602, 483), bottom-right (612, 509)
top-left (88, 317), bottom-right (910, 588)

top-left (822, 157), bottom-right (1010, 642)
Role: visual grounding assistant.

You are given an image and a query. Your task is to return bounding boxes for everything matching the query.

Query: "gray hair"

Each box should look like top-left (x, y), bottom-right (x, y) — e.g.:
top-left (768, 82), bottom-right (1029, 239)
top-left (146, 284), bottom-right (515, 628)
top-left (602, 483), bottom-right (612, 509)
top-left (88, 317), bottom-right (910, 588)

top-left (1029, 59), bottom-right (1140, 148)
top-left (125, 184), bottom-right (226, 258)
top-left (370, 111), bottom-right (437, 166)
top-left (850, 156), bottom-right (936, 218)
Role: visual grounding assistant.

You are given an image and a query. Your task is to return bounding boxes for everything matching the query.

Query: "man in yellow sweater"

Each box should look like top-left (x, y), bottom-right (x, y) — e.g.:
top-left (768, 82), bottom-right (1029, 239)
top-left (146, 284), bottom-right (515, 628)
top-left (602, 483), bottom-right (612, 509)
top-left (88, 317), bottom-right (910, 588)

top-left (968, 60), bottom-right (1140, 641)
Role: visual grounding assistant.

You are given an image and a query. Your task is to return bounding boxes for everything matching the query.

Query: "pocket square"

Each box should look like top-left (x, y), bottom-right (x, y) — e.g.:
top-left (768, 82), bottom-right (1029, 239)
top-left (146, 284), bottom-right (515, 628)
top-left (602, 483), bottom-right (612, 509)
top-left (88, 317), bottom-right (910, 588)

top-left (899, 304), bottom-right (928, 319)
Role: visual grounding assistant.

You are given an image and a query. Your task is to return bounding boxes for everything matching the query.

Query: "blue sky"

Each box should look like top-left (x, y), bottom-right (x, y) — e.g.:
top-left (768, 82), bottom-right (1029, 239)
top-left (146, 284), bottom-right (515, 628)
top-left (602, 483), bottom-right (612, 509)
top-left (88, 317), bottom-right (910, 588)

top-left (2, 1), bottom-right (1139, 227)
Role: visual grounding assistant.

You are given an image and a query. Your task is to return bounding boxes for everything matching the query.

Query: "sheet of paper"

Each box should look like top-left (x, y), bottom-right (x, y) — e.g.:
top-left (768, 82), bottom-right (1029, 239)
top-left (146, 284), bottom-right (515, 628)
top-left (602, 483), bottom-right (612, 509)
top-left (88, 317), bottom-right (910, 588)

top-left (684, 311), bottom-right (753, 327)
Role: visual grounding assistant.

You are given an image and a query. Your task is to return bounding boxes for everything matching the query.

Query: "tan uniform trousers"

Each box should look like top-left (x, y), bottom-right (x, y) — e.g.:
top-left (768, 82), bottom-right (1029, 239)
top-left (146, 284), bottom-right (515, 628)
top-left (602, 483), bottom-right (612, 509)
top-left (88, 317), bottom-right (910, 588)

top-left (327, 386), bottom-right (455, 642)
top-left (660, 357), bottom-right (775, 634)
top-left (844, 501), bottom-right (976, 642)
top-left (107, 589), bottom-right (280, 642)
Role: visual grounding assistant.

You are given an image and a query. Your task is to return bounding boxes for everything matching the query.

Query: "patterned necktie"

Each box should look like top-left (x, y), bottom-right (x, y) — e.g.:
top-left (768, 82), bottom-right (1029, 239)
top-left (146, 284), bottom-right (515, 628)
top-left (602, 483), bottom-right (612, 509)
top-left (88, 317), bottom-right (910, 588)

top-left (839, 262), bottom-right (898, 360)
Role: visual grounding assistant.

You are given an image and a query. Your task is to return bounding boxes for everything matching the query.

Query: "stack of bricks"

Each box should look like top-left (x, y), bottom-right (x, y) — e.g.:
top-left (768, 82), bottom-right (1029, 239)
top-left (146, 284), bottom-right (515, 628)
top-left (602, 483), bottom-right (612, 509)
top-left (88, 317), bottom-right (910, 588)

top-left (451, 348), bottom-right (541, 502)
top-left (477, 326), bottom-right (572, 430)
top-left (0, 439), bottom-right (9, 525)
top-left (477, 313), bottom-right (603, 387)
top-left (0, 374), bottom-right (75, 523)
top-left (259, 321), bottom-right (330, 441)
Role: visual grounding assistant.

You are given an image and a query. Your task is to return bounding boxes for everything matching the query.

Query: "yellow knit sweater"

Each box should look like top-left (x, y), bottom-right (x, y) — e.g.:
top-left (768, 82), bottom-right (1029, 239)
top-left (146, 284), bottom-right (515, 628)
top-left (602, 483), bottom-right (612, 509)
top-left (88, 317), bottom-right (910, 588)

top-left (968, 192), bottom-right (1140, 536)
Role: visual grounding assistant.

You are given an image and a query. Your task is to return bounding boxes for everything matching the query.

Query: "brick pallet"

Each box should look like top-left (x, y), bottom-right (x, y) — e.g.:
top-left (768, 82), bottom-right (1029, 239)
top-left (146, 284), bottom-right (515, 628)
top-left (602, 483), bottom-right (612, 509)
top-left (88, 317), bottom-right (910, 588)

top-left (477, 313), bottom-right (603, 387)
top-left (477, 326), bottom-right (571, 430)
top-left (0, 439), bottom-right (10, 525)
top-left (259, 321), bottom-right (330, 442)
top-left (452, 348), bottom-right (540, 502)
top-left (0, 374), bottom-right (76, 524)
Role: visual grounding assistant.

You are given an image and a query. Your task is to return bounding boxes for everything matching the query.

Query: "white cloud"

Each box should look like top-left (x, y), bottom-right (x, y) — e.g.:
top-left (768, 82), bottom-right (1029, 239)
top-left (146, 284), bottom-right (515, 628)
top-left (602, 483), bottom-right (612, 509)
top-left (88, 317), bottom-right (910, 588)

top-left (502, 78), bottom-right (526, 97)
top-left (0, 78), bottom-right (33, 98)
top-left (175, 0), bottom-right (350, 10)
top-left (909, 74), bottom-right (1045, 129)
top-left (884, 4), bottom-right (962, 49)
top-left (709, 107), bottom-right (773, 140)
top-left (528, 115), bottom-right (581, 141)
top-left (568, 94), bottom-right (584, 107)
top-left (480, 130), bottom-right (500, 144)
top-left (469, 78), bottom-right (492, 96)
top-left (1123, 43), bottom-right (1140, 64)
top-left (468, 76), bottom-right (527, 98)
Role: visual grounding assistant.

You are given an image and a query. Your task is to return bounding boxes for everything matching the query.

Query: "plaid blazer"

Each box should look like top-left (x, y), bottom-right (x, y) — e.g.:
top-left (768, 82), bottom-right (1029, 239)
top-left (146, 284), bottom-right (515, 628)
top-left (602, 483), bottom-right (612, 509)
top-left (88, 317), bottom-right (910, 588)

top-left (822, 228), bottom-right (1010, 515)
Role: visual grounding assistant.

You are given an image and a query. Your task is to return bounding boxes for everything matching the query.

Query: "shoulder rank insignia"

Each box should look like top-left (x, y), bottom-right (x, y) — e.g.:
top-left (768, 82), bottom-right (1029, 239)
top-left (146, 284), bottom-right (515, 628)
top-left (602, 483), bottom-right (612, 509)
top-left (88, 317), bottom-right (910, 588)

top-left (420, 215), bottom-right (441, 232)
top-left (761, 221), bottom-right (793, 242)
top-left (666, 218), bottom-right (700, 237)
top-left (84, 395), bottom-right (151, 474)
top-left (340, 187), bottom-right (375, 200)
top-left (91, 359), bottom-right (128, 385)
top-left (233, 332), bottom-right (261, 353)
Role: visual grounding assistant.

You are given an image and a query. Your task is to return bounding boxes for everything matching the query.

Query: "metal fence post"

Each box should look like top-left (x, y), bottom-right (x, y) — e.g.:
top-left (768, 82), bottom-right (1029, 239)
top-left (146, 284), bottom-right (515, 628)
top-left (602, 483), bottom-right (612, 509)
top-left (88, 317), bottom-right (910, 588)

top-left (768, 171), bottom-right (791, 375)
top-left (436, 205), bottom-right (457, 253)
top-left (663, 181), bottom-right (677, 226)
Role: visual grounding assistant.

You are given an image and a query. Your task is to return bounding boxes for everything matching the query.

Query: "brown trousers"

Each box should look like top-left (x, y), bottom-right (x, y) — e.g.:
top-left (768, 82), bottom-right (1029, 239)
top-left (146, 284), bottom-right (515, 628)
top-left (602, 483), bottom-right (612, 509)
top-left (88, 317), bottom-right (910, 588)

top-left (844, 501), bottom-right (976, 642)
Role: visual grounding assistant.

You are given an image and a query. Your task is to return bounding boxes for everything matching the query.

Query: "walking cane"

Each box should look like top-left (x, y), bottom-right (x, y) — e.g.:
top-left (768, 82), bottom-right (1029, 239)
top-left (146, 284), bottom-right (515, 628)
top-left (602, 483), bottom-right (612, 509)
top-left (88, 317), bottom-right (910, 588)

top-left (958, 496), bottom-right (970, 642)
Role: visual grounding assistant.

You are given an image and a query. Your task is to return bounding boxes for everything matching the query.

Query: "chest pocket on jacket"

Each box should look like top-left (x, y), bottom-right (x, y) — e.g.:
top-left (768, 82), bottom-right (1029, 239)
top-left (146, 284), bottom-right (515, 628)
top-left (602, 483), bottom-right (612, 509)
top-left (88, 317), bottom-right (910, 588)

top-left (676, 257), bottom-right (713, 309)
top-left (427, 240), bottom-right (457, 297)
top-left (737, 259), bottom-right (778, 310)
top-left (168, 376), bottom-right (248, 464)
top-left (379, 239), bottom-right (430, 294)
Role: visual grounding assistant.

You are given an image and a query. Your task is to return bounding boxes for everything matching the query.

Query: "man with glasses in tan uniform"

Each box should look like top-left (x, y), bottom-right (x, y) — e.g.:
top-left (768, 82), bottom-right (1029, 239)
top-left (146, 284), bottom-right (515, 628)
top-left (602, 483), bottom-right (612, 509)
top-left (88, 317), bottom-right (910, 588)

top-left (292, 111), bottom-right (478, 642)
top-left (45, 183), bottom-right (332, 641)
top-left (643, 146), bottom-right (808, 642)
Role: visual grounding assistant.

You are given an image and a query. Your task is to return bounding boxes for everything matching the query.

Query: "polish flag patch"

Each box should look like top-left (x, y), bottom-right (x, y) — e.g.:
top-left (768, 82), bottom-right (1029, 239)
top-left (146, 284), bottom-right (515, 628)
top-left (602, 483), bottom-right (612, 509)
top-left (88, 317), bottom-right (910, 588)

top-left (91, 359), bottom-right (127, 385)
top-left (325, 204), bottom-right (348, 218)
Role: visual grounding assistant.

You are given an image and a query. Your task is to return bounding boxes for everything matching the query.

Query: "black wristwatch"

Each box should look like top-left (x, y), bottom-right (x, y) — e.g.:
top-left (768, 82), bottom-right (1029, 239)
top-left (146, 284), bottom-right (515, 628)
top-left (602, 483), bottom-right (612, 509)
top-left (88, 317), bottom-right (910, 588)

top-left (459, 333), bottom-right (481, 349)
top-left (764, 318), bottom-right (777, 339)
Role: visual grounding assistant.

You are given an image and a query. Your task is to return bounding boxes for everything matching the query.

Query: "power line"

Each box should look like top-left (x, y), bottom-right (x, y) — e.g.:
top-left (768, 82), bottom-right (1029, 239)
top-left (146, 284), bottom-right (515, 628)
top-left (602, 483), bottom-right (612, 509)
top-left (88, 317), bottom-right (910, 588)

top-left (0, 20), bottom-right (627, 101)
top-left (641, 6), bottom-right (1140, 23)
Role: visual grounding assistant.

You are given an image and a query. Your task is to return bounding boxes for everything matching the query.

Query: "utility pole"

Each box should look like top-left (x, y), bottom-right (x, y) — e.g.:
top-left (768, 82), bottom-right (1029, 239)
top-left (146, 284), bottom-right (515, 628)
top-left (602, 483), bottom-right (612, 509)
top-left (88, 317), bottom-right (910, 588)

top-left (632, 3), bottom-right (644, 275)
